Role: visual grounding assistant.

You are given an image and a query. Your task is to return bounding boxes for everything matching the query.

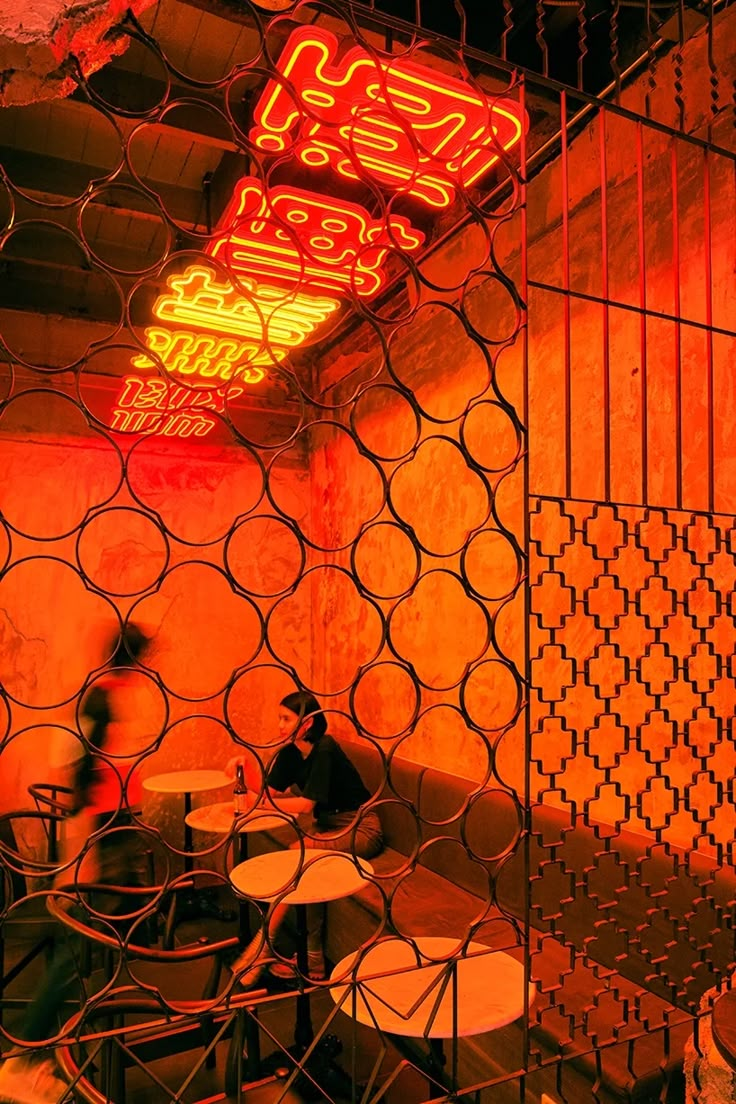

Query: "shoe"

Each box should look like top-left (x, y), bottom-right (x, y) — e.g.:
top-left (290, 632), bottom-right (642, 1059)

top-left (269, 951), bottom-right (326, 982)
top-left (0, 1056), bottom-right (68, 1103)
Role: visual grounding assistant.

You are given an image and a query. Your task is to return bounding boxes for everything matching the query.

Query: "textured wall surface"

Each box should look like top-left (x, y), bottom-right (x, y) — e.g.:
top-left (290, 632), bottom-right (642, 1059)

top-left (0, 418), bottom-right (309, 867)
top-left (0, 0), bottom-right (156, 105)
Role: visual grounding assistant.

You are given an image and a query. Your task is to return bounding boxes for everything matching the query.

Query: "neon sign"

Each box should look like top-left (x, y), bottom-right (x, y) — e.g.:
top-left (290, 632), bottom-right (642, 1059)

top-left (207, 178), bottom-right (424, 298)
top-left (110, 375), bottom-right (242, 438)
top-left (132, 265), bottom-right (340, 383)
top-left (127, 27), bottom-right (526, 435)
top-left (250, 26), bottom-right (525, 208)
top-left (132, 329), bottom-right (273, 383)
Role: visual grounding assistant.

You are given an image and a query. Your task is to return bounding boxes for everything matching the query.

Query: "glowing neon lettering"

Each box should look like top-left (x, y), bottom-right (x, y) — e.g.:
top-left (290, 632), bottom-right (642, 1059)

top-left (133, 330), bottom-right (273, 382)
top-left (133, 28), bottom-right (529, 437)
top-left (250, 26), bottom-right (526, 208)
top-left (208, 179), bottom-right (424, 298)
top-left (132, 266), bottom-right (341, 383)
top-left (149, 266), bottom-right (340, 349)
top-left (110, 376), bottom-right (244, 439)
top-left (161, 412), bottom-right (215, 438)
top-left (110, 408), bottom-right (166, 433)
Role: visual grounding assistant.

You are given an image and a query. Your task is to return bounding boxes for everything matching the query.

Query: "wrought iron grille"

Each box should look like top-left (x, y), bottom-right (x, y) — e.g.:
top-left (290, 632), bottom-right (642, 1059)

top-left (0, 0), bottom-right (734, 1101)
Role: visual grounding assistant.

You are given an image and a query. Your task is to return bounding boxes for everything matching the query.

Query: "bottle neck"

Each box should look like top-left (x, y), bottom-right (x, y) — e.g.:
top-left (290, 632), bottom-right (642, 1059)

top-left (234, 765), bottom-right (247, 814)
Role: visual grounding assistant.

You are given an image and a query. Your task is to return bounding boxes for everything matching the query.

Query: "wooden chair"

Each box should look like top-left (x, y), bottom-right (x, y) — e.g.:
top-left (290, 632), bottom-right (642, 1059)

top-left (45, 880), bottom-right (268, 1103)
top-left (0, 808), bottom-right (67, 1028)
top-left (27, 782), bottom-right (75, 865)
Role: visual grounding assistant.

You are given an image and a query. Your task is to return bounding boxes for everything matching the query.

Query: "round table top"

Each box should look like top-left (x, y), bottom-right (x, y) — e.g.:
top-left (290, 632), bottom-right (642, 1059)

top-left (329, 937), bottom-right (534, 1039)
top-left (711, 990), bottom-right (736, 1072)
top-left (185, 801), bottom-right (290, 835)
top-left (142, 770), bottom-right (231, 795)
top-left (229, 849), bottom-right (374, 905)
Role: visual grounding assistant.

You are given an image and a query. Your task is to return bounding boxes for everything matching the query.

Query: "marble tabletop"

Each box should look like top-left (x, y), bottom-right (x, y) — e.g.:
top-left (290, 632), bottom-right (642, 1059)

top-left (142, 769), bottom-right (231, 795)
top-left (329, 936), bottom-right (534, 1039)
top-left (229, 849), bottom-right (374, 906)
top-left (712, 990), bottom-right (736, 1072)
top-left (185, 800), bottom-right (290, 835)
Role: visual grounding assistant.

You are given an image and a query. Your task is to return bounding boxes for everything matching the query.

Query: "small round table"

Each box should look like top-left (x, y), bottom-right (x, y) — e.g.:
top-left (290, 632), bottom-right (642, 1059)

top-left (230, 850), bottom-right (374, 1049)
top-left (143, 770), bottom-right (231, 868)
top-left (711, 990), bottom-right (736, 1072)
top-left (329, 936), bottom-right (534, 1093)
top-left (186, 802), bottom-right (292, 938)
top-left (185, 802), bottom-right (288, 854)
top-left (143, 769), bottom-right (231, 921)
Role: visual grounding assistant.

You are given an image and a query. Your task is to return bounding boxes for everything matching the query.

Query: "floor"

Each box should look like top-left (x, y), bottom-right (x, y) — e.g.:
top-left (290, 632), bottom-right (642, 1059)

top-left (0, 892), bottom-right (434, 1104)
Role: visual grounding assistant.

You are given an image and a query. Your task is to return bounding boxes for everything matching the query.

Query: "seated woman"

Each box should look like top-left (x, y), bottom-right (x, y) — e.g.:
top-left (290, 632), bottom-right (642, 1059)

top-left (230, 689), bottom-right (383, 987)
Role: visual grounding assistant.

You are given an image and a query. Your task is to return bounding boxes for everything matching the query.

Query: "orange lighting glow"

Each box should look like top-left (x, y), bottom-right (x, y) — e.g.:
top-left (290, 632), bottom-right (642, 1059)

top-left (132, 329), bottom-right (272, 383)
top-left (207, 178), bottom-right (424, 298)
top-left (250, 26), bottom-right (526, 208)
top-left (111, 376), bottom-right (242, 438)
top-left (133, 265), bottom-right (341, 383)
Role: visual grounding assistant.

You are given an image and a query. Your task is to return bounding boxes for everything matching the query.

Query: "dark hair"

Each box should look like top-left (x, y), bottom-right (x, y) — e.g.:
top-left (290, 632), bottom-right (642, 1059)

top-left (110, 623), bottom-right (149, 668)
top-left (280, 690), bottom-right (327, 743)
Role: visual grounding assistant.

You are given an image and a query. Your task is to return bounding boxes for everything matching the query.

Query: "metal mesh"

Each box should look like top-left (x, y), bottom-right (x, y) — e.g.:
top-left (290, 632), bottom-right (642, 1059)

top-left (0, 0), bottom-right (734, 1101)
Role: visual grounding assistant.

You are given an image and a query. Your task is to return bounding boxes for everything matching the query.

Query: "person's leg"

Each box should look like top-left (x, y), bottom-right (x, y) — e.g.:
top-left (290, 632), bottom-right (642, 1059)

top-left (233, 838), bottom-right (341, 986)
top-left (234, 812), bottom-right (384, 987)
top-left (14, 930), bottom-right (81, 1044)
top-left (19, 827), bottom-right (151, 1040)
top-left (299, 811), bottom-right (384, 968)
top-left (0, 898), bottom-right (86, 1104)
top-left (0, 1052), bottom-right (70, 1103)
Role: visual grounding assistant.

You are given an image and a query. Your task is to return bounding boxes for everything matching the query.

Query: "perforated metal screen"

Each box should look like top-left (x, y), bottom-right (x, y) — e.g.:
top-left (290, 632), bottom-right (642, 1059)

top-left (0, 1), bottom-right (734, 1102)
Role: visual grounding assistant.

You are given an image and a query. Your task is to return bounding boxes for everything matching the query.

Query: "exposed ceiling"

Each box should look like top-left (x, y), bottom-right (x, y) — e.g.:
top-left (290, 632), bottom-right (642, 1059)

top-left (0, 0), bottom-right (706, 424)
top-left (0, 0), bottom-right (534, 424)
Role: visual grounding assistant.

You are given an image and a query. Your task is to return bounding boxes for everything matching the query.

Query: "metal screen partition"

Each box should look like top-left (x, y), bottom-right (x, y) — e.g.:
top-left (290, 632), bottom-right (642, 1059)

top-left (0, 1), bottom-right (734, 1102)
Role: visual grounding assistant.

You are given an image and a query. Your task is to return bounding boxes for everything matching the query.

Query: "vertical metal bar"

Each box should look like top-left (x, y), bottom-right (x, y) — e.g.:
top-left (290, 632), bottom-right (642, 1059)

top-left (451, 961), bottom-right (458, 1091)
top-left (454, 0), bottom-right (467, 48)
top-left (245, 1006), bottom-right (262, 1081)
top-left (576, 0), bottom-right (588, 93)
top-left (536, 0), bottom-right (550, 79)
top-left (294, 903), bottom-right (314, 1049)
top-left (609, 0), bottom-right (622, 105)
top-left (671, 139), bottom-right (683, 509)
top-left (501, 0), bottom-right (513, 63)
top-left (636, 119), bottom-right (648, 505)
top-left (706, 0), bottom-right (719, 145)
top-left (202, 172), bottom-right (213, 237)
top-left (519, 72), bottom-right (533, 1095)
top-left (644, 0), bottom-right (658, 121)
top-left (703, 146), bottom-right (715, 512)
top-left (599, 109), bottom-right (611, 503)
top-left (673, 2), bottom-right (686, 132)
top-left (560, 90), bottom-right (572, 498)
top-left (183, 790), bottom-right (193, 873)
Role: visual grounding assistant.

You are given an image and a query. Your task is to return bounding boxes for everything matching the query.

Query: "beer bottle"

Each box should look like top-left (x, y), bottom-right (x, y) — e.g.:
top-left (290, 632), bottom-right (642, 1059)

top-left (233, 763), bottom-right (247, 816)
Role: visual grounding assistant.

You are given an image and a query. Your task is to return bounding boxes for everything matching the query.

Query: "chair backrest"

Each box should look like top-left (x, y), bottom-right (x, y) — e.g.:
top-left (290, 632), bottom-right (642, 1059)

top-left (0, 809), bottom-right (66, 904)
top-left (48, 882), bottom-right (268, 1104)
top-left (28, 783), bottom-right (75, 863)
top-left (28, 782), bottom-right (75, 816)
top-left (46, 879), bottom-right (240, 964)
top-left (55, 979), bottom-right (271, 1103)
top-left (0, 815), bottom-right (28, 907)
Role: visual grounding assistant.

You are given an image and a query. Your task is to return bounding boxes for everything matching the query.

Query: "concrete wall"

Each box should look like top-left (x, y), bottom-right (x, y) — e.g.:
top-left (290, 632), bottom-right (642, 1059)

top-left (0, 7), bottom-right (733, 858)
top-left (308, 7), bottom-right (736, 854)
top-left (0, 384), bottom-right (310, 858)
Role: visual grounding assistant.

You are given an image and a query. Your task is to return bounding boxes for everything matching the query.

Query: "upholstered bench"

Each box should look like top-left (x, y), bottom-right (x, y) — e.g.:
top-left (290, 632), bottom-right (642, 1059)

top-left (248, 741), bottom-right (736, 1103)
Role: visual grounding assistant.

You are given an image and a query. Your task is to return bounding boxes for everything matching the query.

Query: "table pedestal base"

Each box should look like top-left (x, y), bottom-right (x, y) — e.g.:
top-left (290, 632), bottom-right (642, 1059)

top-left (388, 1033), bottom-right (450, 1099)
top-left (179, 793), bottom-right (237, 924)
top-left (174, 885), bottom-right (237, 925)
top-left (258, 1034), bottom-right (353, 1102)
